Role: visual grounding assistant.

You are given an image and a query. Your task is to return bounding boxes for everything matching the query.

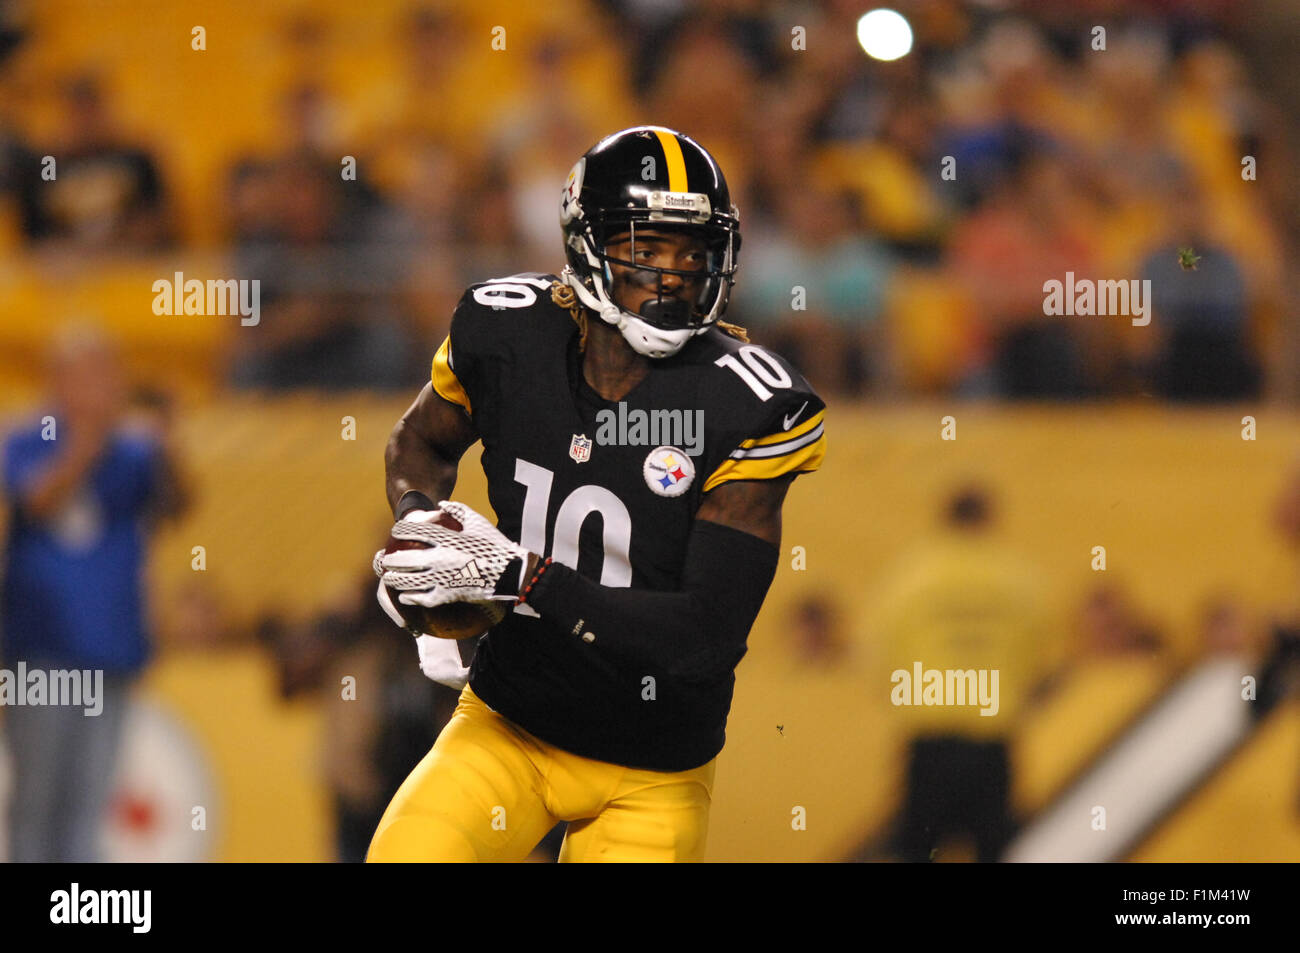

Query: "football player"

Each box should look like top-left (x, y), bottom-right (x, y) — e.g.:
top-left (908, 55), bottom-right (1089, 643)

top-left (367, 126), bottom-right (825, 862)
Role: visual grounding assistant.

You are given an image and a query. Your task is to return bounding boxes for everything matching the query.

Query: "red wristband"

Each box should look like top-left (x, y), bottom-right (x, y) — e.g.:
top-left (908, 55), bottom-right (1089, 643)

top-left (515, 557), bottom-right (553, 606)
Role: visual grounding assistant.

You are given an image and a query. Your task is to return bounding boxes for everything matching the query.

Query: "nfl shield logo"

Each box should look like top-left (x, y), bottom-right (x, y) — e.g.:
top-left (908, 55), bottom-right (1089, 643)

top-left (569, 433), bottom-right (592, 463)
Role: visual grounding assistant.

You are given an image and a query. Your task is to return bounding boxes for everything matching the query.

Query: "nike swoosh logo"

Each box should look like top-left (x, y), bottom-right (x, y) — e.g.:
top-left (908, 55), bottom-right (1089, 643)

top-left (783, 402), bottom-right (809, 431)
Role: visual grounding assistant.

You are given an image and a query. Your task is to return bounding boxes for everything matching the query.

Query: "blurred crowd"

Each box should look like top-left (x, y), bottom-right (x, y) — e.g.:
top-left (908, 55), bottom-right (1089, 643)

top-left (0, 0), bottom-right (1292, 400)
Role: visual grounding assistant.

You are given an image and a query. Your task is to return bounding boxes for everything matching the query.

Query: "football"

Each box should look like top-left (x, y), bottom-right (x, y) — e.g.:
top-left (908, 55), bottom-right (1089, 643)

top-left (383, 508), bottom-right (509, 640)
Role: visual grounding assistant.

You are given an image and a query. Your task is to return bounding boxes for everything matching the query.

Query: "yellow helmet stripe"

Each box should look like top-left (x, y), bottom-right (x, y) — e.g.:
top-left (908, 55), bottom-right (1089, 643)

top-left (650, 127), bottom-right (689, 192)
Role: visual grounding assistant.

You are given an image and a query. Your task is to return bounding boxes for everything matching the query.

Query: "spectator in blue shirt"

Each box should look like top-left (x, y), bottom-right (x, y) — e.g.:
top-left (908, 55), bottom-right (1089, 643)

top-left (2, 326), bottom-right (187, 862)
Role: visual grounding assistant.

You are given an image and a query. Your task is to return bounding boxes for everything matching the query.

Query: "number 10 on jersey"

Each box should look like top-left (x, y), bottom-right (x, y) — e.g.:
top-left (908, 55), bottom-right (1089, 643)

top-left (512, 458), bottom-right (633, 616)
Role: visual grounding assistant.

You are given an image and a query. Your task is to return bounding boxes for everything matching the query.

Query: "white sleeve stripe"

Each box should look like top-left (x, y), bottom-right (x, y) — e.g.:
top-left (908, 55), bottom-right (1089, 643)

top-left (728, 422), bottom-right (825, 459)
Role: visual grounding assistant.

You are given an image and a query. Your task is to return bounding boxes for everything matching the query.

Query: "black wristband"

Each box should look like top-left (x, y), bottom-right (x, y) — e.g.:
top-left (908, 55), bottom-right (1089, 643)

top-left (395, 490), bottom-right (436, 519)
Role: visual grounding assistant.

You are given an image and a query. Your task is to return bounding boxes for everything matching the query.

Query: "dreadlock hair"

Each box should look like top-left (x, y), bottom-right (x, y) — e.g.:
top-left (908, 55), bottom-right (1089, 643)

top-left (550, 281), bottom-right (748, 352)
top-left (717, 320), bottom-right (749, 342)
top-left (551, 280), bottom-right (588, 351)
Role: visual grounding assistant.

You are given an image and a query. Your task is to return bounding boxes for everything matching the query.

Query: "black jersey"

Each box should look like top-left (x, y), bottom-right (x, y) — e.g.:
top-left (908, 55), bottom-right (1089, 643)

top-left (429, 273), bottom-right (826, 770)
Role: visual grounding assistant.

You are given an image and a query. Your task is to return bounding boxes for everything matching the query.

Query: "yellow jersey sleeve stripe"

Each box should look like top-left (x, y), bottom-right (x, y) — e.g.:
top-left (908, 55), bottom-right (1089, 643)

top-left (430, 335), bottom-right (472, 413)
top-left (734, 409), bottom-right (825, 449)
top-left (651, 127), bottom-right (689, 192)
top-left (727, 419), bottom-right (824, 461)
top-left (702, 429), bottom-right (826, 493)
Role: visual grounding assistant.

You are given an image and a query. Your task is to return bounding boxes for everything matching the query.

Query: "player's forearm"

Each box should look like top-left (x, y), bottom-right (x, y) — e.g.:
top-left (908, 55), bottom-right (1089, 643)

top-left (385, 383), bottom-right (478, 517)
top-left (528, 567), bottom-right (740, 679)
top-left (384, 419), bottom-right (460, 515)
top-left (524, 520), bottom-right (779, 681)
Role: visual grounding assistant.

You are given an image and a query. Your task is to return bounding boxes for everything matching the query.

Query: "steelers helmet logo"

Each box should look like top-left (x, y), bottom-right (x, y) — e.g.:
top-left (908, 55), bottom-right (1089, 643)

top-left (643, 446), bottom-right (695, 497)
top-left (559, 157), bottom-right (586, 226)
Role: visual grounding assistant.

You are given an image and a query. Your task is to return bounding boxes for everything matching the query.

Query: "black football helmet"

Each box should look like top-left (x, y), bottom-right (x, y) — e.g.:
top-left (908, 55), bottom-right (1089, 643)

top-left (559, 126), bottom-right (741, 358)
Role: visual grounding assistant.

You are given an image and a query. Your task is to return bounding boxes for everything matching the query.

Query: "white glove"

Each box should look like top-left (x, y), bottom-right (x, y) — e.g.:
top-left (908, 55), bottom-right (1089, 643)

top-left (375, 576), bottom-right (411, 630)
top-left (376, 500), bottom-right (531, 608)
top-left (414, 634), bottom-right (470, 690)
top-left (372, 507), bottom-right (444, 632)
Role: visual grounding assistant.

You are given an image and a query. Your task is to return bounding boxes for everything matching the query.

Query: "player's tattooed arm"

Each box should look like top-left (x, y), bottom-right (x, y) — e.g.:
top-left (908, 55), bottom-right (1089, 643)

top-left (694, 473), bottom-right (795, 548)
top-left (385, 383), bottom-right (479, 516)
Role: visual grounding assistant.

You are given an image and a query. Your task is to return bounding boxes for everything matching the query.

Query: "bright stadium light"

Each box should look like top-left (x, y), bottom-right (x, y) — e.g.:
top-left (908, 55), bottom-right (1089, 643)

top-left (856, 8), bottom-right (913, 62)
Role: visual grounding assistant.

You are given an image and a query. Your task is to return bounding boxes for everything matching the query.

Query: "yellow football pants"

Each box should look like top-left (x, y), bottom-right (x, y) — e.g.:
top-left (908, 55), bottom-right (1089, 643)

top-left (367, 683), bottom-right (716, 862)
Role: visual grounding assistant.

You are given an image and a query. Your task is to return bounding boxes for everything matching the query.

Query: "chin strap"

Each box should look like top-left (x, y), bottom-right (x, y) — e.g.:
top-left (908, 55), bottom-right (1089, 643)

top-left (553, 273), bottom-right (749, 349)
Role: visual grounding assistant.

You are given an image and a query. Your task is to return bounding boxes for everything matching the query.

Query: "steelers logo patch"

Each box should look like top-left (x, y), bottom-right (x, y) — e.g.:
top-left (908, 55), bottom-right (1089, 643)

top-left (643, 446), bottom-right (695, 497)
